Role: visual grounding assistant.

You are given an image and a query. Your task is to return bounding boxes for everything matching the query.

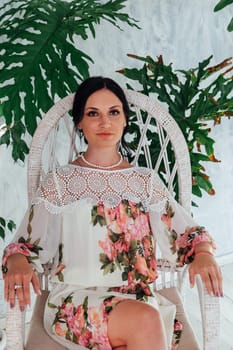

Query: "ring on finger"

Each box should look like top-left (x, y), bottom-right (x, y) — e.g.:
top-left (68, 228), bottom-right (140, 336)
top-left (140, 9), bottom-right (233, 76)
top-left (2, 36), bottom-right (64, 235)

top-left (14, 284), bottom-right (23, 290)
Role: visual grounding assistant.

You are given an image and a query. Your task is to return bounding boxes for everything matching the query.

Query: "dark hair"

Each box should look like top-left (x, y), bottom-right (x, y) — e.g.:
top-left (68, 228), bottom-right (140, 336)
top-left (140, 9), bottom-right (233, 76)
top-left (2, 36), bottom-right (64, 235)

top-left (72, 76), bottom-right (131, 155)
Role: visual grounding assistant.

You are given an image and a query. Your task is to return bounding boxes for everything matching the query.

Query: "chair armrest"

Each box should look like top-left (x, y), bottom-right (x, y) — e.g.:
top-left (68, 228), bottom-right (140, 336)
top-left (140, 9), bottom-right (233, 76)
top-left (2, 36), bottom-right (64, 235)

top-left (6, 298), bottom-right (25, 350)
top-left (156, 259), bottom-right (221, 350)
top-left (196, 275), bottom-right (220, 350)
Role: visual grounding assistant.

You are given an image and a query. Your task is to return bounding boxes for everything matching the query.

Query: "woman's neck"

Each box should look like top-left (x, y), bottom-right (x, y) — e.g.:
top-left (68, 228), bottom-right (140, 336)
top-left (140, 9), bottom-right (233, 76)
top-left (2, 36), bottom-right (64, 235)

top-left (73, 147), bottom-right (132, 170)
top-left (83, 147), bottom-right (120, 167)
top-left (81, 153), bottom-right (122, 170)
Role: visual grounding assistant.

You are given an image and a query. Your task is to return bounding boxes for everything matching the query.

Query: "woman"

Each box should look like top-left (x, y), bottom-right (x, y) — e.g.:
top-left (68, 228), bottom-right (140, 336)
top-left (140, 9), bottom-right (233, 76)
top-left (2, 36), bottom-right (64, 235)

top-left (2, 77), bottom-right (222, 350)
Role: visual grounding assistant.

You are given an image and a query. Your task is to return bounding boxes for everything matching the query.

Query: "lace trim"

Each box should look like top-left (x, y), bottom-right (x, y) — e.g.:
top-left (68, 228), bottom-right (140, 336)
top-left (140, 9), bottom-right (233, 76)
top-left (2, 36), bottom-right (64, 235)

top-left (32, 165), bottom-right (170, 214)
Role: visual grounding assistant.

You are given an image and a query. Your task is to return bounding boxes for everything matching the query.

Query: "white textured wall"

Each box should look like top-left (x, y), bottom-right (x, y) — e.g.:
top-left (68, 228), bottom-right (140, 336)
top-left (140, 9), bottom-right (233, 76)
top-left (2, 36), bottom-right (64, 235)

top-left (1, 0), bottom-right (233, 262)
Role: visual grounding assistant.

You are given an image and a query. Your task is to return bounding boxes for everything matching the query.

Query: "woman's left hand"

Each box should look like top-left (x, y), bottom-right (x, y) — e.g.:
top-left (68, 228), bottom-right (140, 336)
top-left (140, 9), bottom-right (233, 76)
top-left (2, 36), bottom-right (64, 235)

top-left (189, 253), bottom-right (223, 297)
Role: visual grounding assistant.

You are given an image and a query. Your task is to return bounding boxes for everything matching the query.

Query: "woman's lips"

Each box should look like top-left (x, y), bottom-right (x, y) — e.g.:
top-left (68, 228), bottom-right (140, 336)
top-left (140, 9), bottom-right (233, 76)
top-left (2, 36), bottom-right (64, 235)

top-left (96, 133), bottom-right (113, 137)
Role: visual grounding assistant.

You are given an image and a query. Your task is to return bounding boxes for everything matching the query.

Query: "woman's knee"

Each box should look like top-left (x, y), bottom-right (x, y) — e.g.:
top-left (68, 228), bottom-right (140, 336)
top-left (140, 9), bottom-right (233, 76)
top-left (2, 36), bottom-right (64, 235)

top-left (139, 303), bottom-right (163, 330)
top-left (108, 299), bottom-right (164, 346)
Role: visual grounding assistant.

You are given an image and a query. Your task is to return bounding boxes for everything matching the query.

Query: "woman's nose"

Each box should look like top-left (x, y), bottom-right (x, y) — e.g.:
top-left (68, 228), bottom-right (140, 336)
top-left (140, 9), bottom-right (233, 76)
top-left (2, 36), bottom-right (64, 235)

top-left (99, 115), bottom-right (111, 127)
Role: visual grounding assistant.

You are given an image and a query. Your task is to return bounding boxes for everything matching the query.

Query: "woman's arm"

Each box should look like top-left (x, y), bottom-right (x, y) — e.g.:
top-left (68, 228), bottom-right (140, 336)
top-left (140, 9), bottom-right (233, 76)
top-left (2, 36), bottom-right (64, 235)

top-left (2, 171), bottom-right (63, 309)
top-left (149, 172), bottom-right (223, 296)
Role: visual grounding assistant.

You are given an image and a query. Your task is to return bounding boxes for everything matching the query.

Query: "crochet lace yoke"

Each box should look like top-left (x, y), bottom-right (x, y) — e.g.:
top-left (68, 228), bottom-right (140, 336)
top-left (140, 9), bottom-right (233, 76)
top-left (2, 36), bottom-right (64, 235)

top-left (34, 165), bottom-right (170, 214)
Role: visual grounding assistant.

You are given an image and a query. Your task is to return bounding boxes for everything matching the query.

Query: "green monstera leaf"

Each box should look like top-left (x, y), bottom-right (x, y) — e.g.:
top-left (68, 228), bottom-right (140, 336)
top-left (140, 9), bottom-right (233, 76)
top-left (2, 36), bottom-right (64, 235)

top-left (0, 0), bottom-right (139, 162)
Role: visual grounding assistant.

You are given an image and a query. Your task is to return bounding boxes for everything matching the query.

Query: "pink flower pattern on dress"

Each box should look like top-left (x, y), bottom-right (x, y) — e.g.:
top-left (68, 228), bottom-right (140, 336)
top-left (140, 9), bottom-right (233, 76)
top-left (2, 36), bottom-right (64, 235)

top-left (161, 201), bottom-right (215, 265)
top-left (92, 200), bottom-right (157, 301)
top-left (50, 199), bottom-right (186, 349)
top-left (4, 198), bottom-right (214, 349)
top-left (1, 237), bottom-right (42, 274)
top-left (2, 242), bottom-right (31, 267)
top-left (1, 205), bottom-right (42, 275)
top-left (171, 319), bottom-right (183, 350)
top-left (50, 293), bottom-right (123, 350)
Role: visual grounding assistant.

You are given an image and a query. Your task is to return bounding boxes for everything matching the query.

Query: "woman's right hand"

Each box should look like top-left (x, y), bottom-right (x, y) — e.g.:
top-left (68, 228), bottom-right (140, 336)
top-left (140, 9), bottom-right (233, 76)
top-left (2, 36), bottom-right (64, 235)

top-left (4, 253), bottom-right (41, 310)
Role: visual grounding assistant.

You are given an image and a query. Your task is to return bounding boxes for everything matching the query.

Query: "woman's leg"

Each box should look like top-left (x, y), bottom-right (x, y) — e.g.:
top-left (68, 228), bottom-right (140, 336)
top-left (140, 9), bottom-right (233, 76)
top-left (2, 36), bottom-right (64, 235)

top-left (107, 299), bottom-right (167, 350)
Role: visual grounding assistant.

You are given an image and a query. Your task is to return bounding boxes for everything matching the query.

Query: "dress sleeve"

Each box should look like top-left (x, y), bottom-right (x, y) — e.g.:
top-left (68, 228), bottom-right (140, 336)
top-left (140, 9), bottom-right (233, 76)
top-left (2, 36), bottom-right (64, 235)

top-left (2, 171), bottom-right (63, 275)
top-left (148, 172), bottom-right (215, 267)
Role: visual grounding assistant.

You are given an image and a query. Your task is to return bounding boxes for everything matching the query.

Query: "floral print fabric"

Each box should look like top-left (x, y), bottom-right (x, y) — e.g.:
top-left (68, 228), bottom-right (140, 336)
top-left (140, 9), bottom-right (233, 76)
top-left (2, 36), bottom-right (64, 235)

top-left (46, 199), bottom-right (186, 349)
top-left (161, 201), bottom-right (215, 265)
top-left (92, 200), bottom-right (157, 301)
top-left (1, 205), bottom-right (42, 275)
top-left (50, 293), bottom-right (123, 350)
top-left (2, 166), bottom-right (216, 349)
top-left (49, 291), bottom-right (182, 350)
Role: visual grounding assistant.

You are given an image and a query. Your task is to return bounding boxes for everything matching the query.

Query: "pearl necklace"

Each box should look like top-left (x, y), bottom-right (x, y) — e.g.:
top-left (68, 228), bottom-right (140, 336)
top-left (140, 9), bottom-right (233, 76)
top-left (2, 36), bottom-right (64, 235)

top-left (80, 153), bottom-right (123, 169)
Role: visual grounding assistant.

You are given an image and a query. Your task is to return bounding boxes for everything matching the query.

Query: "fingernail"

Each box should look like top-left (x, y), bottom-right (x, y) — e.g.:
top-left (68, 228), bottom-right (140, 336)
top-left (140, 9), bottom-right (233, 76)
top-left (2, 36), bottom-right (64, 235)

top-left (20, 306), bottom-right (25, 312)
top-left (10, 303), bottom-right (14, 309)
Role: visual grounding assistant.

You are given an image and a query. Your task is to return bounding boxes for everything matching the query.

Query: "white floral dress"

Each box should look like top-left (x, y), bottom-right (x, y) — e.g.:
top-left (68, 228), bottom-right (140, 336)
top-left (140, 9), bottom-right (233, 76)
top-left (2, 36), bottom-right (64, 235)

top-left (2, 165), bottom-right (214, 350)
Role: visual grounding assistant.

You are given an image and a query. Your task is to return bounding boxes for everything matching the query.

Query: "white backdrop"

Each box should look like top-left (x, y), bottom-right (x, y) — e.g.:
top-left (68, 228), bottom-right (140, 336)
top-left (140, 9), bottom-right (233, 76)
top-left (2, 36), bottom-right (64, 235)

top-left (0, 0), bottom-right (233, 261)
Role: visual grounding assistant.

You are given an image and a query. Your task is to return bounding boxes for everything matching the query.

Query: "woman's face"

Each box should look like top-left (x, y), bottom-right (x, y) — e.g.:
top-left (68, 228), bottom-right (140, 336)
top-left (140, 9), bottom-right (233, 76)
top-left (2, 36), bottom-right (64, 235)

top-left (78, 88), bottom-right (126, 149)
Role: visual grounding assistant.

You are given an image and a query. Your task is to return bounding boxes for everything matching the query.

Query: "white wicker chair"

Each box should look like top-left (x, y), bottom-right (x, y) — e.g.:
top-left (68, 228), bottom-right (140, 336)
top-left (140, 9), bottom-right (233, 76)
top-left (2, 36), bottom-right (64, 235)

top-left (5, 90), bottom-right (220, 349)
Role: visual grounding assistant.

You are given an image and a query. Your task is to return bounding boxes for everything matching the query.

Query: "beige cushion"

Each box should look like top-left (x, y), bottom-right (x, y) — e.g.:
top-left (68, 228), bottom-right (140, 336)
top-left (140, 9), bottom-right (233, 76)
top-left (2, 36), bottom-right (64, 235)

top-left (157, 287), bottom-right (200, 350)
top-left (26, 288), bottom-right (200, 349)
top-left (26, 291), bottom-right (66, 350)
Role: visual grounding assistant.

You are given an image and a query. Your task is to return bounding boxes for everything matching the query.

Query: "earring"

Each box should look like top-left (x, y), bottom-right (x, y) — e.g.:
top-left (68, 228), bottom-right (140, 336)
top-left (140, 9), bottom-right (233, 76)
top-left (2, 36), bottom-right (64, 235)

top-left (118, 140), bottom-right (122, 152)
top-left (77, 128), bottom-right (83, 136)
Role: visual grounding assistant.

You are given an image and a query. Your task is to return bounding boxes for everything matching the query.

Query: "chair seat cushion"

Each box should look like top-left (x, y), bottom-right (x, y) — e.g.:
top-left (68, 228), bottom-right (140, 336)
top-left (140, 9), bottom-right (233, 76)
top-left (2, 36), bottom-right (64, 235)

top-left (26, 288), bottom-right (200, 350)
top-left (26, 291), bottom-right (66, 350)
top-left (157, 287), bottom-right (200, 350)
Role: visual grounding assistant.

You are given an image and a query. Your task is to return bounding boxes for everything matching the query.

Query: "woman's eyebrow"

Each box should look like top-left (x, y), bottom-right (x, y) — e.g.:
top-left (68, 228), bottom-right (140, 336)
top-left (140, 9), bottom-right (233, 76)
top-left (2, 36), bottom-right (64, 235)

top-left (109, 105), bottom-right (121, 109)
top-left (85, 106), bottom-right (98, 111)
top-left (85, 105), bottom-right (121, 110)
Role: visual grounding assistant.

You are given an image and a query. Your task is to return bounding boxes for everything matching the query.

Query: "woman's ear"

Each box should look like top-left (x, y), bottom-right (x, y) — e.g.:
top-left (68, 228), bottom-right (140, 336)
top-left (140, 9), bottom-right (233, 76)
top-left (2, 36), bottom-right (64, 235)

top-left (77, 122), bottom-right (82, 131)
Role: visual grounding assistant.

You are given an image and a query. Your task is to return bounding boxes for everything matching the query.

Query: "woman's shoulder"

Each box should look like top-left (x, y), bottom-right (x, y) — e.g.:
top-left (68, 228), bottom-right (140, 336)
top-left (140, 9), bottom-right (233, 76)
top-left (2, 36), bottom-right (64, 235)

top-left (34, 164), bottom-right (79, 209)
top-left (134, 166), bottom-right (153, 174)
top-left (36, 164), bottom-right (75, 197)
top-left (132, 166), bottom-right (157, 181)
top-left (40, 164), bottom-right (74, 184)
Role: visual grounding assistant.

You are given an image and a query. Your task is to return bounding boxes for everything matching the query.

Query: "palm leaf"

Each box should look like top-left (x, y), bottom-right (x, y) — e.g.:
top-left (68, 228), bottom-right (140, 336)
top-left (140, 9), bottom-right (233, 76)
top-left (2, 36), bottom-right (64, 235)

top-left (214, 0), bottom-right (233, 32)
top-left (214, 0), bottom-right (233, 11)
top-left (119, 55), bottom-right (233, 201)
top-left (227, 17), bottom-right (233, 31)
top-left (0, 0), bottom-right (139, 161)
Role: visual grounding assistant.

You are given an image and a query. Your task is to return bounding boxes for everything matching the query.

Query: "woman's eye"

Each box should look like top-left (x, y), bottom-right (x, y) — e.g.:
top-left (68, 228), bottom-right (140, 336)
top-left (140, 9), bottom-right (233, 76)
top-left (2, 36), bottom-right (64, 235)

top-left (87, 111), bottom-right (98, 117)
top-left (109, 109), bottom-right (120, 116)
